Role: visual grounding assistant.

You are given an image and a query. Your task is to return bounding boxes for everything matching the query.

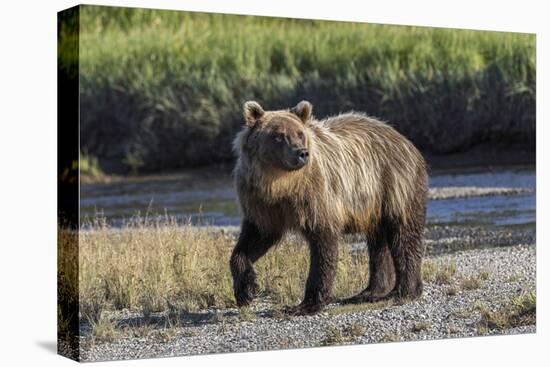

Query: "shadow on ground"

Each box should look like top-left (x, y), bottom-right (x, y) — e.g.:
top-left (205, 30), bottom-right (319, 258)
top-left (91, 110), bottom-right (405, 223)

top-left (36, 340), bottom-right (57, 354)
top-left (79, 305), bottom-right (293, 336)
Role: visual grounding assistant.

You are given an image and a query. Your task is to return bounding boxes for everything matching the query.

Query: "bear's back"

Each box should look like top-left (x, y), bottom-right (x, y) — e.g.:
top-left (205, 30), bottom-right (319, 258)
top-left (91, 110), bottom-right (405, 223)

top-left (308, 112), bottom-right (427, 231)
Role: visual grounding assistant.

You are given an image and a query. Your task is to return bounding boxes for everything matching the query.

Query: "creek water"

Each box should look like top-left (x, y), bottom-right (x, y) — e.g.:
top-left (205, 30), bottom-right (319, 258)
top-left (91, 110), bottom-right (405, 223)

top-left (80, 167), bottom-right (535, 229)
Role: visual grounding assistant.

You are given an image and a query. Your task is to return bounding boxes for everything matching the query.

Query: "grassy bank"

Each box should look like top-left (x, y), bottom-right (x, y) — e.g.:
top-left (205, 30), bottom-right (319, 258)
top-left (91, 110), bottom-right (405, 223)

top-left (69, 5), bottom-right (535, 173)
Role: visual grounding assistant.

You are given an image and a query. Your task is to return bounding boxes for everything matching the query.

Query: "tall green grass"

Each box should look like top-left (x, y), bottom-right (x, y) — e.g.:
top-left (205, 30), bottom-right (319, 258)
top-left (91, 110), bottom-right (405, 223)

top-left (74, 5), bottom-right (535, 173)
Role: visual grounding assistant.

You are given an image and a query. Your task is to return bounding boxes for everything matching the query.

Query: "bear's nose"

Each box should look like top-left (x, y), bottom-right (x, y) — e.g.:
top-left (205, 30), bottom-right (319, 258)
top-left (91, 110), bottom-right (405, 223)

top-left (297, 148), bottom-right (309, 163)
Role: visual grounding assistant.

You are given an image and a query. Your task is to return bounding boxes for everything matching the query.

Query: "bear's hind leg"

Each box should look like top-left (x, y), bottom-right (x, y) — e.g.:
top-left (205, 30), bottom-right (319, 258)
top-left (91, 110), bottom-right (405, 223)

top-left (340, 229), bottom-right (395, 304)
top-left (386, 219), bottom-right (424, 301)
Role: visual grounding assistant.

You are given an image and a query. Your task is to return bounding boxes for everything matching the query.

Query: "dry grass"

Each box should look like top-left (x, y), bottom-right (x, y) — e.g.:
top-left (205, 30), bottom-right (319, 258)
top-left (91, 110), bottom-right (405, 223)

top-left (411, 321), bottom-right (431, 332)
top-left (446, 286), bottom-right (459, 296)
top-left (57, 226), bottom-right (81, 354)
top-left (447, 325), bottom-right (460, 335)
top-left (238, 307), bottom-right (256, 322)
top-left (78, 217), bottom-right (234, 323)
top-left (459, 277), bottom-right (481, 290)
top-left (506, 273), bottom-right (522, 283)
top-left (422, 260), bottom-right (457, 285)
top-left (127, 324), bottom-right (155, 338)
top-left (90, 313), bottom-right (120, 342)
top-left (380, 332), bottom-right (402, 343)
top-left (71, 217), bottom-right (372, 326)
top-left (347, 322), bottom-right (366, 337)
top-left (156, 328), bottom-right (179, 343)
top-left (459, 270), bottom-right (490, 291)
top-left (320, 326), bottom-right (345, 346)
top-left (320, 322), bottom-right (366, 346)
top-left (478, 291), bottom-right (536, 331)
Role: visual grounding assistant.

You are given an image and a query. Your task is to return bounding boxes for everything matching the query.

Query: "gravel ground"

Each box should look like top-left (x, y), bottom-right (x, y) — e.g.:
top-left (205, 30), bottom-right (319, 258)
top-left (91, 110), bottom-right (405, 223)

top-left (422, 225), bottom-right (534, 255)
top-left (217, 224), bottom-right (535, 256)
top-left (78, 244), bottom-right (536, 362)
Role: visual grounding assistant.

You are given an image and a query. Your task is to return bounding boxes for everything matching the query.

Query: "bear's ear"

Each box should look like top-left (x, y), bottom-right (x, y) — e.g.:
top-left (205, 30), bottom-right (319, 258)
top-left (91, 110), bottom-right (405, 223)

top-left (243, 101), bottom-right (265, 127)
top-left (290, 100), bottom-right (313, 123)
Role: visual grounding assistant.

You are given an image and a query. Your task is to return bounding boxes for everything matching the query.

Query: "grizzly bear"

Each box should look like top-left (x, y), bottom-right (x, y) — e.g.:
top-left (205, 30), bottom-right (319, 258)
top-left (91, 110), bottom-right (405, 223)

top-left (230, 100), bottom-right (428, 315)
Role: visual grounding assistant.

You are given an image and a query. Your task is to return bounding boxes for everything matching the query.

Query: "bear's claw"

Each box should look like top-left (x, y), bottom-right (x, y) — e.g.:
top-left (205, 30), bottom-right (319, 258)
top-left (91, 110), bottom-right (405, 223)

top-left (234, 269), bottom-right (258, 307)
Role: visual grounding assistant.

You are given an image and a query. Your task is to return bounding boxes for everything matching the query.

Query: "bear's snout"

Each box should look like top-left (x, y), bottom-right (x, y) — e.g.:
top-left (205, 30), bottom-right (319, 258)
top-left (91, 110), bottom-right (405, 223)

top-left (287, 148), bottom-right (308, 169)
top-left (281, 148), bottom-right (309, 171)
top-left (297, 148), bottom-right (309, 164)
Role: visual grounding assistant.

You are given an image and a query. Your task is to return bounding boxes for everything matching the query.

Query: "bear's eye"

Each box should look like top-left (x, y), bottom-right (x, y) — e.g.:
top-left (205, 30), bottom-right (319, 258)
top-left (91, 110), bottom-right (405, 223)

top-left (297, 132), bottom-right (304, 140)
top-left (274, 134), bottom-right (284, 143)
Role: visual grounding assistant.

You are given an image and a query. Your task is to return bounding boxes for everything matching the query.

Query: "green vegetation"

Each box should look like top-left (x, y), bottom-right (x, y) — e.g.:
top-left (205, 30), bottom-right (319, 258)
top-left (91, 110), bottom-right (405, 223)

top-left (71, 5), bottom-right (535, 173)
top-left (80, 153), bottom-right (106, 183)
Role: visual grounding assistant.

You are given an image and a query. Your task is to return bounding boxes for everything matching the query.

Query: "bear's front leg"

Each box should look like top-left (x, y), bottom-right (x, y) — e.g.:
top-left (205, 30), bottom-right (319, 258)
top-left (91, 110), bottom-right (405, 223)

top-left (230, 220), bottom-right (281, 307)
top-left (285, 230), bottom-right (338, 316)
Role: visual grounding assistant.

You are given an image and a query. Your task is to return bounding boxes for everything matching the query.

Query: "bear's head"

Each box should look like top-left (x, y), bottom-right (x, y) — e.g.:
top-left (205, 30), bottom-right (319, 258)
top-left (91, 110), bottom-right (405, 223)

top-left (239, 100), bottom-right (313, 172)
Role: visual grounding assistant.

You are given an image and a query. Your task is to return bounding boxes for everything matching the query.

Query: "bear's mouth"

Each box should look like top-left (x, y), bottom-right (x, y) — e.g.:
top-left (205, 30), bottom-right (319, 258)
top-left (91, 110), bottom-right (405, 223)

top-left (283, 158), bottom-right (308, 171)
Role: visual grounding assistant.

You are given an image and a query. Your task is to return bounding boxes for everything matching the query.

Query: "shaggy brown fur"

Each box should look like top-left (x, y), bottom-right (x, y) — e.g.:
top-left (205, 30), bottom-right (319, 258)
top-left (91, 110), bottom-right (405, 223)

top-left (230, 100), bottom-right (428, 315)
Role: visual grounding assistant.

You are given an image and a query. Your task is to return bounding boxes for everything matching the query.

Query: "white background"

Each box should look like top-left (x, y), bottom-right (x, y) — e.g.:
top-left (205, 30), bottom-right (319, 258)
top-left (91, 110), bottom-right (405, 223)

top-left (0, 0), bottom-right (546, 365)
